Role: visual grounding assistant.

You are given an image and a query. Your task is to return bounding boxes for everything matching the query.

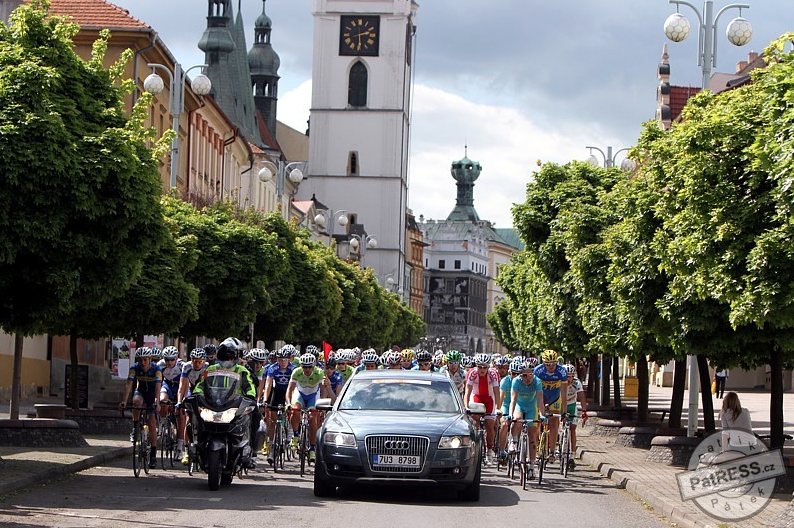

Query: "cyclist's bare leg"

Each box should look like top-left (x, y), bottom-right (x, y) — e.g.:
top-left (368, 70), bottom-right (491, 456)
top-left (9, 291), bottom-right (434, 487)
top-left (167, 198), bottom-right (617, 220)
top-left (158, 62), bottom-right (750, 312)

top-left (548, 414), bottom-right (559, 453)
top-left (570, 423), bottom-right (577, 454)
top-left (485, 416), bottom-right (496, 451)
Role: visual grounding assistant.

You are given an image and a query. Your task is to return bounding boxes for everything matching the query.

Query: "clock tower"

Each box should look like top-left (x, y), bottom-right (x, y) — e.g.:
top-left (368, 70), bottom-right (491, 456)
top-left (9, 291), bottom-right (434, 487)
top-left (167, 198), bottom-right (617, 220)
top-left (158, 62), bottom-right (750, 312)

top-left (299, 0), bottom-right (418, 297)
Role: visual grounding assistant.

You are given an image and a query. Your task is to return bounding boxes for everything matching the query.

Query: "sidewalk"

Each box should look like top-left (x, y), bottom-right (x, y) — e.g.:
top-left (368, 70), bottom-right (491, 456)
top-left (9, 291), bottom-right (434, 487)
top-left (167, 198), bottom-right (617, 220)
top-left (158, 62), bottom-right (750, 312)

top-left (577, 384), bottom-right (794, 528)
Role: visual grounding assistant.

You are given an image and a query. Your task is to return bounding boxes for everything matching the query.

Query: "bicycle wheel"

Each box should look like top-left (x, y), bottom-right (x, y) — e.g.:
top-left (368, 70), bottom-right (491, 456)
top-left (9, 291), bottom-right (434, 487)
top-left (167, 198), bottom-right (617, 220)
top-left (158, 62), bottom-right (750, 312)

top-left (132, 421), bottom-right (141, 478)
top-left (537, 430), bottom-right (546, 485)
top-left (272, 421), bottom-right (283, 472)
top-left (519, 434), bottom-right (527, 490)
top-left (141, 424), bottom-right (151, 475)
top-left (159, 417), bottom-right (173, 470)
top-left (507, 435), bottom-right (516, 480)
top-left (561, 426), bottom-right (571, 477)
top-left (299, 423), bottom-right (308, 477)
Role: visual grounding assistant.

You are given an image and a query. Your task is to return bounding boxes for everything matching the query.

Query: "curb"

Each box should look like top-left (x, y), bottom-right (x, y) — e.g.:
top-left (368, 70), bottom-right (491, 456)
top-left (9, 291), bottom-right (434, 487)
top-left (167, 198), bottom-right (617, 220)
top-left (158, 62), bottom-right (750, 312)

top-left (578, 447), bottom-right (719, 528)
top-left (0, 446), bottom-right (132, 496)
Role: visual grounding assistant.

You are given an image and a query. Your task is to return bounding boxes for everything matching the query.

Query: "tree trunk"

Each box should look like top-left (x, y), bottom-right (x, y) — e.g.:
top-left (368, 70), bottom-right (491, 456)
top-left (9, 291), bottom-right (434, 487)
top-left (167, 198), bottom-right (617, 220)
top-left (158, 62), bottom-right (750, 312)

top-left (69, 332), bottom-right (80, 411)
top-left (668, 359), bottom-right (687, 428)
top-left (9, 334), bottom-right (24, 420)
top-left (600, 355), bottom-right (611, 406)
top-left (587, 354), bottom-right (598, 401)
top-left (770, 348), bottom-right (784, 449)
top-left (697, 354), bottom-right (715, 433)
top-left (637, 355), bottom-right (649, 423)
top-left (612, 356), bottom-right (622, 409)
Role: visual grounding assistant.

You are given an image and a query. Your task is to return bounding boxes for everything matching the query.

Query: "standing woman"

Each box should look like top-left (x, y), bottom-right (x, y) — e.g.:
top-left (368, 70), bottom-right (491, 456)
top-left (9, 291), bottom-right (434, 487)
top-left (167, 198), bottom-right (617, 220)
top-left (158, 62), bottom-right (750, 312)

top-left (719, 392), bottom-right (754, 451)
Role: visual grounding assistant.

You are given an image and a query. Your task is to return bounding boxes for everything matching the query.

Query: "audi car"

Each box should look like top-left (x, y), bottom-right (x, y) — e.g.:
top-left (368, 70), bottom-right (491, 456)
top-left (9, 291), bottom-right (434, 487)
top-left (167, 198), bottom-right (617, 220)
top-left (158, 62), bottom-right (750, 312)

top-left (313, 369), bottom-right (483, 500)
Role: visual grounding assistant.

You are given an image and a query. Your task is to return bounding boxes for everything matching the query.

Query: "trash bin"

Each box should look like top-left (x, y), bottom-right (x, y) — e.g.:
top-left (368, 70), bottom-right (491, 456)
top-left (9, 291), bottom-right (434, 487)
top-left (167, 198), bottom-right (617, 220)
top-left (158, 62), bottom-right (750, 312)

top-left (624, 376), bottom-right (639, 398)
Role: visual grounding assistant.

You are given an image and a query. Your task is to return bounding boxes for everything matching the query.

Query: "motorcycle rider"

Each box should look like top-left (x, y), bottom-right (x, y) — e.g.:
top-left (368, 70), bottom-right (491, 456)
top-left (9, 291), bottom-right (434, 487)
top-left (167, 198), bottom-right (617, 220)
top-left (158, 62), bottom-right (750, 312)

top-left (192, 337), bottom-right (258, 469)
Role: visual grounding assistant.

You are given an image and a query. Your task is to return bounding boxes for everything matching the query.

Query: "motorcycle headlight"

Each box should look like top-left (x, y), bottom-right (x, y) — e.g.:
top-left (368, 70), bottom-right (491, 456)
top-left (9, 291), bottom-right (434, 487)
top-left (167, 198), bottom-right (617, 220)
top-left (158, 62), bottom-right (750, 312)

top-left (199, 407), bottom-right (237, 423)
top-left (324, 431), bottom-right (356, 447)
top-left (439, 435), bottom-right (470, 449)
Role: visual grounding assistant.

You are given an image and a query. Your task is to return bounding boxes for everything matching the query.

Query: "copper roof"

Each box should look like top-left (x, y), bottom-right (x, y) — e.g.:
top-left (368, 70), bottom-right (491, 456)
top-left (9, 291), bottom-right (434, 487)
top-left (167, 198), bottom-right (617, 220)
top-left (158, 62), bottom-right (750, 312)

top-left (29, 0), bottom-right (151, 30)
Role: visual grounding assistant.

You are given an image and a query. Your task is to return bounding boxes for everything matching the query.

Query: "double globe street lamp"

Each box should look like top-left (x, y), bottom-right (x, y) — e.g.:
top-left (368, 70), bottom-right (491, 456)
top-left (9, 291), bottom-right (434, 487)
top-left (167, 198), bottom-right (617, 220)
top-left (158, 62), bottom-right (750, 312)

top-left (348, 234), bottom-right (378, 266)
top-left (143, 63), bottom-right (212, 188)
top-left (586, 145), bottom-right (636, 171)
top-left (258, 161), bottom-right (304, 218)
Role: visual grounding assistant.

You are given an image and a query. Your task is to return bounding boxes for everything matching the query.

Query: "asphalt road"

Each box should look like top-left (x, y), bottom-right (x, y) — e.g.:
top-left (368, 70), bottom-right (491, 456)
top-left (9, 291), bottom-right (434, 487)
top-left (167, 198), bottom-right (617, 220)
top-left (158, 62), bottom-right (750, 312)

top-left (0, 457), bottom-right (674, 528)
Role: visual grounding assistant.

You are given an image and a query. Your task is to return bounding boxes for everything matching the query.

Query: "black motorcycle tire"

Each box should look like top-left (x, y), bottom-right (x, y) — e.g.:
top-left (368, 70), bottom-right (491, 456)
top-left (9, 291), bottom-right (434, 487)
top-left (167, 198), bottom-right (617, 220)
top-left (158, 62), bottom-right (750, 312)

top-left (207, 449), bottom-right (222, 490)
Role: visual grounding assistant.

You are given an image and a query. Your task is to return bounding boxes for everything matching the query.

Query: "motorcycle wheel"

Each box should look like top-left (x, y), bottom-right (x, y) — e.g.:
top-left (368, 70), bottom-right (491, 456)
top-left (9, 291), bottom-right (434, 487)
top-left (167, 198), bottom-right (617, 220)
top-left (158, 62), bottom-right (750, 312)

top-left (207, 449), bottom-right (222, 490)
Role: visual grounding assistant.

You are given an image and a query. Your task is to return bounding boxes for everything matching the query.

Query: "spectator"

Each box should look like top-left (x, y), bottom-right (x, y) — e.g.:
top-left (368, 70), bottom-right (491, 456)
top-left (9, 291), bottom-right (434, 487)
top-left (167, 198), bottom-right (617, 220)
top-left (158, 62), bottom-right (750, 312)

top-left (719, 392), bottom-right (754, 452)
top-left (714, 368), bottom-right (729, 398)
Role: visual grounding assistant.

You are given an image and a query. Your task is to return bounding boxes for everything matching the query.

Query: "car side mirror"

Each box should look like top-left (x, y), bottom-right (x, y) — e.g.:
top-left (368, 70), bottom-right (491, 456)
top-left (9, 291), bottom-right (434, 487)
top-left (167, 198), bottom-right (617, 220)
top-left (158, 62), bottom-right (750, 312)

top-left (316, 398), bottom-right (333, 412)
top-left (467, 402), bottom-right (486, 414)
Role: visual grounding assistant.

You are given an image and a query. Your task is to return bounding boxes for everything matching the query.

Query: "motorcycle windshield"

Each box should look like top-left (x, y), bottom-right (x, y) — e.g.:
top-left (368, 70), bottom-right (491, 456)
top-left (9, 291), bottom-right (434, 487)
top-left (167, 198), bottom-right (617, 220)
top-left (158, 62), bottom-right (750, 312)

top-left (202, 369), bottom-right (241, 408)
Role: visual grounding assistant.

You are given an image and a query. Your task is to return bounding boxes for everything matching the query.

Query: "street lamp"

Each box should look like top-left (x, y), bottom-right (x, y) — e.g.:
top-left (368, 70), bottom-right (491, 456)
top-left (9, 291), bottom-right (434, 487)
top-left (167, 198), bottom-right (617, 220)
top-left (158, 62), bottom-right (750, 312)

top-left (143, 63), bottom-right (212, 188)
top-left (313, 209), bottom-right (349, 237)
top-left (664, 1), bottom-right (752, 91)
top-left (664, 1), bottom-right (751, 438)
top-left (383, 273), bottom-right (396, 290)
top-left (348, 234), bottom-right (378, 265)
top-left (586, 146), bottom-right (636, 171)
top-left (258, 160), bottom-right (305, 217)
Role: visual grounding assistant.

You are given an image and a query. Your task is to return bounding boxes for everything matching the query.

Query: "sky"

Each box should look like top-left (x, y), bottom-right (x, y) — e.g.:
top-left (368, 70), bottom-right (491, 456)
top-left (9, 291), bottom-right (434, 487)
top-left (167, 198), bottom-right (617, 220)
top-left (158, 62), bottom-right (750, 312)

top-left (110, 0), bottom-right (794, 228)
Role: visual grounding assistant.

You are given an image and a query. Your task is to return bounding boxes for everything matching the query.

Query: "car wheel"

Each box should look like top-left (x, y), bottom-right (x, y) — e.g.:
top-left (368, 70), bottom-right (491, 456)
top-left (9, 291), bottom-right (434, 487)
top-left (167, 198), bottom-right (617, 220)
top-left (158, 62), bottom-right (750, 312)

top-left (458, 455), bottom-right (482, 501)
top-left (313, 470), bottom-right (337, 498)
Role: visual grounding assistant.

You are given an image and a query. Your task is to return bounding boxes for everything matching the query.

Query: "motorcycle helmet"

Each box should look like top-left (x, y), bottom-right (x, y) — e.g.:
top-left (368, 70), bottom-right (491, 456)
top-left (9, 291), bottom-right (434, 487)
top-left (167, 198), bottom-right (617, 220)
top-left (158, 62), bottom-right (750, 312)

top-left (217, 337), bottom-right (244, 367)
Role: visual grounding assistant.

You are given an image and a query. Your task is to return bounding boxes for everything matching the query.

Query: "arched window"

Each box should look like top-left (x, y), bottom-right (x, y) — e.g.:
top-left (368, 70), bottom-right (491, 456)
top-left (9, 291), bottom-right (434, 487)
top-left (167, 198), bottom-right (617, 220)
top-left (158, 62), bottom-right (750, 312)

top-left (348, 61), bottom-right (367, 107)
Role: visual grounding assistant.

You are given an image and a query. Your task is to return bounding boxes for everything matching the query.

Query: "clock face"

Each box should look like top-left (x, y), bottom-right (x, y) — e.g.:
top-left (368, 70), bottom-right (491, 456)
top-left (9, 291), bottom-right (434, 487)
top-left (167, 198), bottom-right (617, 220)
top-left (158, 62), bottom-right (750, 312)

top-left (340, 15), bottom-right (380, 56)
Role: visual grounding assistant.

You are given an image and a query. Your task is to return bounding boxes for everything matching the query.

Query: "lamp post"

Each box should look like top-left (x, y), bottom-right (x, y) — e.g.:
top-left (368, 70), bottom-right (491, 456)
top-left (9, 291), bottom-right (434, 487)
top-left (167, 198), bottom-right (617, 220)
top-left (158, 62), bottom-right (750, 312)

top-left (313, 209), bottom-right (349, 244)
top-left (258, 161), bottom-right (305, 218)
top-left (383, 273), bottom-right (396, 290)
top-left (586, 146), bottom-right (636, 171)
top-left (143, 63), bottom-right (212, 189)
top-left (348, 234), bottom-right (378, 266)
top-left (664, 1), bottom-right (751, 438)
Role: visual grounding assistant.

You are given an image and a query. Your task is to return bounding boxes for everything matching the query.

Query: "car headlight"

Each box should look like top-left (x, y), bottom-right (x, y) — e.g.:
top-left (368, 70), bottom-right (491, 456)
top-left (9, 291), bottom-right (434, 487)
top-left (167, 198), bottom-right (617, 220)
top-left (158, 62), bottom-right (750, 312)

top-left (199, 407), bottom-right (236, 423)
top-left (324, 431), bottom-right (356, 447)
top-left (439, 435), bottom-right (471, 449)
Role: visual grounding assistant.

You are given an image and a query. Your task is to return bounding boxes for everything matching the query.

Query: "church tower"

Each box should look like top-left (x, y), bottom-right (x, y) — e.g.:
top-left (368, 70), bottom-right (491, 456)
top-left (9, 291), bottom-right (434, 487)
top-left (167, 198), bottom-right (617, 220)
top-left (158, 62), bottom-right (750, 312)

top-left (249, 0), bottom-right (280, 139)
top-left (297, 0), bottom-right (419, 296)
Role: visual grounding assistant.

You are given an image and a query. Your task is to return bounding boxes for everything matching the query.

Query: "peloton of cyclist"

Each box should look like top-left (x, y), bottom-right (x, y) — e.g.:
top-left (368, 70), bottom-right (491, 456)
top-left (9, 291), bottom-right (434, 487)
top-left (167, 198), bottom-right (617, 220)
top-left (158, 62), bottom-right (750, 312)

top-left (463, 353), bottom-right (502, 465)
top-left (286, 353), bottom-right (325, 462)
top-left (534, 349), bottom-right (568, 463)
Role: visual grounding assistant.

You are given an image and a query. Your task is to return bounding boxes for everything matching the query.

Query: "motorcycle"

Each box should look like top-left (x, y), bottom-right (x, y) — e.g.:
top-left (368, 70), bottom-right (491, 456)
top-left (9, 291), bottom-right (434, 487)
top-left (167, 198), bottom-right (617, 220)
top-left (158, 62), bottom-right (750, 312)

top-left (185, 370), bottom-right (257, 490)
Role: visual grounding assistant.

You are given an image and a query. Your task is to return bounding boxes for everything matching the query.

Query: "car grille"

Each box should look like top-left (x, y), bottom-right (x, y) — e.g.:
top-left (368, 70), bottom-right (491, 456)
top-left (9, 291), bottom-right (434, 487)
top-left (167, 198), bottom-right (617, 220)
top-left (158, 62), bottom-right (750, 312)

top-left (365, 435), bottom-right (429, 474)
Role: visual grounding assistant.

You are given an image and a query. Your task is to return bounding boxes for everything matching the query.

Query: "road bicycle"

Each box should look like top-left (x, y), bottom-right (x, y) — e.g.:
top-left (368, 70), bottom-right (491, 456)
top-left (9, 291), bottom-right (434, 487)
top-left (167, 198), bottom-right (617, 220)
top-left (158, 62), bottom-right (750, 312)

top-left (158, 401), bottom-right (178, 470)
top-left (123, 406), bottom-right (152, 478)
top-left (296, 407), bottom-right (313, 477)
top-left (267, 404), bottom-right (289, 472)
top-left (558, 412), bottom-right (574, 477)
top-left (185, 410), bottom-right (198, 476)
top-left (536, 415), bottom-right (550, 485)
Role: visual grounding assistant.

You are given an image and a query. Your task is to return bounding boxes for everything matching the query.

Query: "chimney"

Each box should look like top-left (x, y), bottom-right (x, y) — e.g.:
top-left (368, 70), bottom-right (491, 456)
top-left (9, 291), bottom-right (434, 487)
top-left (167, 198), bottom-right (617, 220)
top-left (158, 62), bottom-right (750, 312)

top-left (747, 51), bottom-right (759, 62)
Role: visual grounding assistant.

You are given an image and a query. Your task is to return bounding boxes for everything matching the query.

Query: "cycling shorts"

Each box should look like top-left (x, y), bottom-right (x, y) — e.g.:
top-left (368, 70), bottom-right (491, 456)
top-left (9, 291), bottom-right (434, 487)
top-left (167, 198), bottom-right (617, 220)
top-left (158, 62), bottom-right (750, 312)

top-left (513, 403), bottom-right (538, 422)
top-left (292, 390), bottom-right (318, 410)
top-left (268, 388), bottom-right (288, 408)
top-left (545, 395), bottom-right (563, 414)
top-left (567, 403), bottom-right (579, 420)
top-left (160, 383), bottom-right (177, 401)
top-left (133, 390), bottom-right (157, 411)
top-left (472, 394), bottom-right (496, 419)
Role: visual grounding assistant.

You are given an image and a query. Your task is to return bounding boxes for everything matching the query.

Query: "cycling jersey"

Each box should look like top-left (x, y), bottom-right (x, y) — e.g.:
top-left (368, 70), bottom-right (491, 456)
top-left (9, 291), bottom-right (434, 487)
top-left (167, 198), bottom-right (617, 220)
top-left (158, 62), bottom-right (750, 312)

top-left (290, 366), bottom-right (325, 409)
top-left (466, 367), bottom-right (499, 414)
top-left (128, 362), bottom-right (162, 400)
top-left (511, 374), bottom-right (543, 418)
top-left (157, 358), bottom-right (184, 393)
top-left (440, 366), bottom-right (466, 394)
top-left (566, 377), bottom-right (584, 416)
top-left (500, 374), bottom-right (517, 415)
top-left (266, 362), bottom-right (296, 391)
top-left (180, 361), bottom-right (209, 390)
top-left (338, 365), bottom-right (355, 384)
top-left (326, 369), bottom-right (344, 393)
top-left (534, 363), bottom-right (568, 413)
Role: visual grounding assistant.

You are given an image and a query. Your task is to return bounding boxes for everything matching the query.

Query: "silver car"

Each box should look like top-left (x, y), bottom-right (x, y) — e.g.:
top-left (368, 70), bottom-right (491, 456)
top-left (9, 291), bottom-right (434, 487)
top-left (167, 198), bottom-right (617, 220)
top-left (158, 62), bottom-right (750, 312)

top-left (313, 369), bottom-right (483, 500)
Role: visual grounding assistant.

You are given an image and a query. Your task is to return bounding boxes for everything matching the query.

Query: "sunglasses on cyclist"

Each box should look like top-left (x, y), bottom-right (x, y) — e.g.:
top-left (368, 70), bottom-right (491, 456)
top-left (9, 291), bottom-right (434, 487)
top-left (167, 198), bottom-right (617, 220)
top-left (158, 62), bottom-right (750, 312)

top-left (418, 361), bottom-right (430, 366)
top-left (544, 362), bottom-right (557, 367)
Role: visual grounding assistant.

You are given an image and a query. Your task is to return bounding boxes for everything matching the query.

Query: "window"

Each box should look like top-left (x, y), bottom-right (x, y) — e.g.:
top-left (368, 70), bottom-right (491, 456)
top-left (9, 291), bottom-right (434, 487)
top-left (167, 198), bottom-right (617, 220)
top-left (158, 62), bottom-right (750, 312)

top-left (348, 151), bottom-right (359, 175)
top-left (348, 61), bottom-right (368, 107)
top-left (454, 260), bottom-right (461, 270)
top-left (439, 260), bottom-right (445, 269)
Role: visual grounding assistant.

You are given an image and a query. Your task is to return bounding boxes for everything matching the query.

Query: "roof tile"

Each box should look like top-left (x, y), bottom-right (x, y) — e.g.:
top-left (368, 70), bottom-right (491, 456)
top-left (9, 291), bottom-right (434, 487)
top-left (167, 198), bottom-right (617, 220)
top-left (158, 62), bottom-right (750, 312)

top-left (27, 0), bottom-right (150, 30)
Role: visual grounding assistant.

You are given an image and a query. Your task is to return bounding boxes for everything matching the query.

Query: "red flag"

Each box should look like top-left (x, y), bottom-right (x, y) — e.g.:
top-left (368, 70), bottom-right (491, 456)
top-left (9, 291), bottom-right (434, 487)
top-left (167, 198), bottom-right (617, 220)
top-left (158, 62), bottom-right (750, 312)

top-left (323, 341), bottom-right (333, 361)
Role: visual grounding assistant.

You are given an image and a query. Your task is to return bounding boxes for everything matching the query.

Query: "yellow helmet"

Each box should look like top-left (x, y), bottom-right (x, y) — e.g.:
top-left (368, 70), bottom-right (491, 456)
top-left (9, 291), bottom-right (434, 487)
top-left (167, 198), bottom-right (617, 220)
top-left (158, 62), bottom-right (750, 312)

top-left (401, 348), bottom-right (415, 361)
top-left (541, 349), bottom-right (558, 363)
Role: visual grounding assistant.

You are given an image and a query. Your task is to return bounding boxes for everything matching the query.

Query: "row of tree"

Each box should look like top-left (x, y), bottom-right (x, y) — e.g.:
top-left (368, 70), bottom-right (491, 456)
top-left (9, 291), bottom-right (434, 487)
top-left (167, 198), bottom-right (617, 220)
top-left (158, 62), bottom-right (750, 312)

top-left (488, 35), bottom-right (794, 448)
top-left (0, 2), bottom-right (424, 417)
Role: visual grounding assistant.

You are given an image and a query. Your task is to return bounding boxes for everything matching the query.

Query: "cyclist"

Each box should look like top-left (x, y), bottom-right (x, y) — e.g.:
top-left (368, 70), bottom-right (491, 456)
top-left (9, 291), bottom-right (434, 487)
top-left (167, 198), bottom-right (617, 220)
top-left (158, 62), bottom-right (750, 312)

top-left (385, 350), bottom-right (403, 370)
top-left (176, 347), bottom-right (208, 465)
top-left (493, 355), bottom-right (511, 382)
top-left (336, 350), bottom-right (356, 383)
top-left (440, 350), bottom-right (466, 396)
top-left (119, 347), bottom-right (162, 469)
top-left (157, 346), bottom-right (184, 459)
top-left (534, 349), bottom-right (568, 463)
top-left (432, 350), bottom-right (445, 370)
top-left (463, 353), bottom-right (501, 465)
top-left (412, 349), bottom-right (435, 371)
top-left (509, 360), bottom-right (545, 478)
top-left (564, 363), bottom-right (587, 468)
top-left (203, 343), bottom-right (217, 366)
top-left (400, 348), bottom-right (416, 370)
top-left (497, 357), bottom-right (524, 462)
top-left (192, 337), bottom-right (258, 469)
top-left (356, 349), bottom-right (381, 372)
top-left (286, 353), bottom-right (325, 462)
top-left (245, 348), bottom-right (269, 456)
top-left (321, 355), bottom-right (344, 402)
top-left (263, 346), bottom-right (296, 464)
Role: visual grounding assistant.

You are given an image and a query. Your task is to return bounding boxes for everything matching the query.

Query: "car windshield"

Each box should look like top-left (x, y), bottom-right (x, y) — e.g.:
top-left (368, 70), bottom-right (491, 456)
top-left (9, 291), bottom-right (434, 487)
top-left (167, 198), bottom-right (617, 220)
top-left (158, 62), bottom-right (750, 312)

top-left (338, 378), bottom-right (461, 412)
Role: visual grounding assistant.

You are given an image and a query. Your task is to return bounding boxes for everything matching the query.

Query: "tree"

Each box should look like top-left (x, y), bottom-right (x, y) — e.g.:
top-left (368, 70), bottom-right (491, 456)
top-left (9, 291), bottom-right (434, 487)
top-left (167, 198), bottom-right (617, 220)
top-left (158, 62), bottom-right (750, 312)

top-left (0, 2), bottom-right (169, 416)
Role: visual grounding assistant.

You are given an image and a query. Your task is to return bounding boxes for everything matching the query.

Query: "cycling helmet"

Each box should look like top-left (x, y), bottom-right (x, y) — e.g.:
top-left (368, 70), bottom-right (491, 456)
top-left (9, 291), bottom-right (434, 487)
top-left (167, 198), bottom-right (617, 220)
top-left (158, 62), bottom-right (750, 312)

top-left (564, 363), bottom-right (576, 376)
top-left (274, 347), bottom-right (290, 359)
top-left (247, 348), bottom-right (267, 362)
top-left (461, 356), bottom-right (475, 368)
top-left (136, 346), bottom-right (152, 358)
top-left (217, 337), bottom-right (244, 362)
top-left (162, 346), bottom-right (179, 359)
top-left (267, 350), bottom-right (276, 361)
top-left (305, 344), bottom-right (319, 357)
top-left (526, 356), bottom-right (539, 368)
top-left (299, 353), bottom-right (317, 367)
top-left (241, 349), bottom-right (251, 360)
top-left (324, 357), bottom-right (337, 368)
top-left (415, 349), bottom-right (432, 362)
top-left (401, 348), bottom-right (415, 361)
top-left (203, 344), bottom-right (217, 358)
top-left (494, 355), bottom-right (510, 367)
top-left (281, 344), bottom-right (298, 357)
top-left (541, 349), bottom-right (559, 363)
top-left (149, 347), bottom-right (162, 359)
top-left (474, 353), bottom-right (491, 367)
top-left (509, 357), bottom-right (524, 373)
top-left (446, 350), bottom-right (462, 363)
top-left (362, 350), bottom-right (380, 364)
top-left (189, 348), bottom-right (206, 360)
top-left (433, 354), bottom-right (445, 367)
top-left (386, 351), bottom-right (402, 365)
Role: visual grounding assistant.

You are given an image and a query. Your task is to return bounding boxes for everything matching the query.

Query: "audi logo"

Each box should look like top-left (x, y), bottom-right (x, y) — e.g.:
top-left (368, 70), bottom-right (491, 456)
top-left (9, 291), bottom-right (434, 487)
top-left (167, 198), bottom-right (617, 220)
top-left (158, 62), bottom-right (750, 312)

top-left (383, 440), bottom-right (410, 450)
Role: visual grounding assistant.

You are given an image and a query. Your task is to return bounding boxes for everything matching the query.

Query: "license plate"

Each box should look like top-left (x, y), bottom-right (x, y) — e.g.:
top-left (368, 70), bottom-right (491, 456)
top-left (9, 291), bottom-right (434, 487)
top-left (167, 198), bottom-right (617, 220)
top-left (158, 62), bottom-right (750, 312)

top-left (373, 454), bottom-right (420, 467)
